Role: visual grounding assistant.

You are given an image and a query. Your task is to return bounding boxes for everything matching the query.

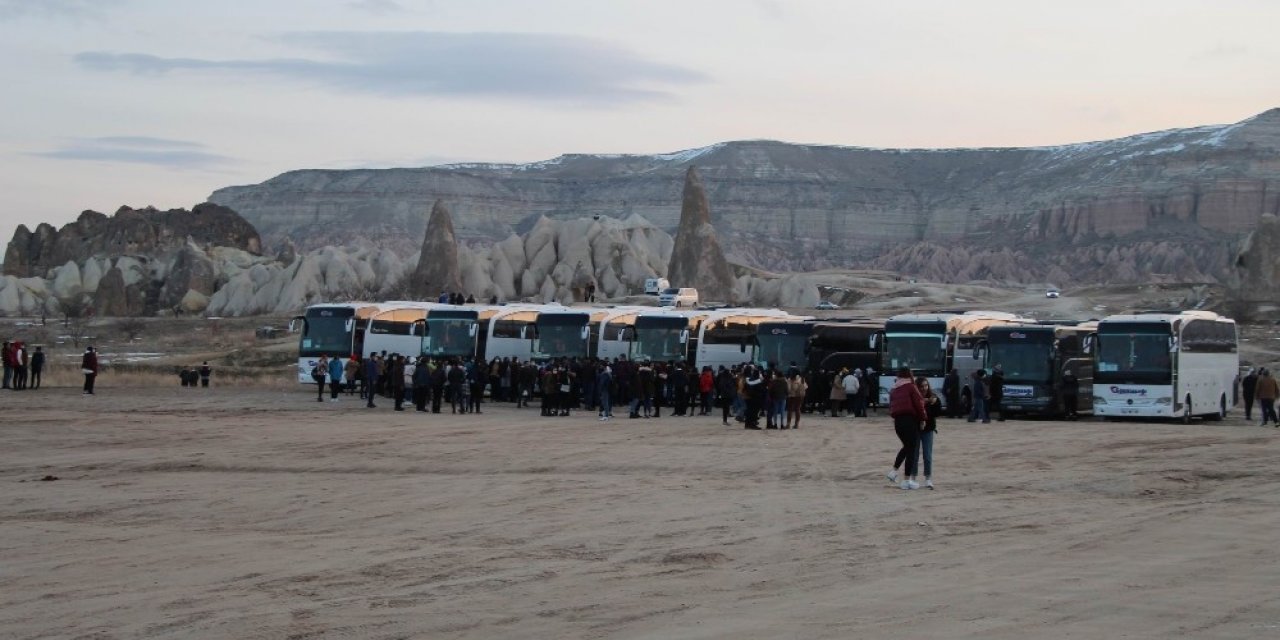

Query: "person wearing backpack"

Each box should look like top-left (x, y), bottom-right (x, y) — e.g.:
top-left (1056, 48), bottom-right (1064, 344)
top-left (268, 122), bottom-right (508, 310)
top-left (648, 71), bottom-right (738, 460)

top-left (312, 355), bottom-right (329, 402)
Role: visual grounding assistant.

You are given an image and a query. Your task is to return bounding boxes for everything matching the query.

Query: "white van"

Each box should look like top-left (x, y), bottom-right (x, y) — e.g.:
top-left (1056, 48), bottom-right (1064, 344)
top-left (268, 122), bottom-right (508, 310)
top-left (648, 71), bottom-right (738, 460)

top-left (644, 278), bottom-right (670, 296)
top-left (659, 287), bottom-right (699, 308)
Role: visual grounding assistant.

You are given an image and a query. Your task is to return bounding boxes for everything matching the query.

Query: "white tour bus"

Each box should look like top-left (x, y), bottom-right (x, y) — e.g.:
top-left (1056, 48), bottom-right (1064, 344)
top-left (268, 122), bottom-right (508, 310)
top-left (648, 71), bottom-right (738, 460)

top-left (691, 308), bottom-right (796, 370)
top-left (1090, 311), bottom-right (1238, 421)
top-left (291, 302), bottom-right (385, 383)
top-left (875, 311), bottom-right (1031, 411)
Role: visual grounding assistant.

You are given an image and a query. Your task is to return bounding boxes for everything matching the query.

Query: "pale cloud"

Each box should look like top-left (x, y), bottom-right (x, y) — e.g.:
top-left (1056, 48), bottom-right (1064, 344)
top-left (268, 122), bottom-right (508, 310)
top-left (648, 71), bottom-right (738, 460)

top-left (32, 136), bottom-right (235, 169)
top-left (0, 0), bottom-right (125, 21)
top-left (74, 31), bottom-right (708, 106)
top-left (346, 0), bottom-right (406, 15)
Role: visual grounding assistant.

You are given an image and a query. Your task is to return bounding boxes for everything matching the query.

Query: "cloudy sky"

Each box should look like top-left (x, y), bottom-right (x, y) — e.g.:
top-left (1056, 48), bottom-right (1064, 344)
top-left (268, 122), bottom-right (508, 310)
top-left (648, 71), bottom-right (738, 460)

top-left (2, 0), bottom-right (1279, 249)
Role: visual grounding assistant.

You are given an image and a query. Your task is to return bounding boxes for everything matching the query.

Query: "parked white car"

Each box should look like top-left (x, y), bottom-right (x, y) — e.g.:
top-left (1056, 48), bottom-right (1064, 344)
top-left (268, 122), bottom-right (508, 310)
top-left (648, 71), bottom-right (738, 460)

top-left (1046, 289), bottom-right (1061, 298)
top-left (659, 287), bottom-right (699, 307)
top-left (815, 300), bottom-right (840, 310)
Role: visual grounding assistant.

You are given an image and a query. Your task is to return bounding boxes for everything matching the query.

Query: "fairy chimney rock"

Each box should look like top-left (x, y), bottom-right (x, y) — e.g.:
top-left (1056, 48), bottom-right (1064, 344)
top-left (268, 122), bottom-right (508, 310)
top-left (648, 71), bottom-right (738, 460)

top-left (667, 166), bottom-right (736, 303)
top-left (410, 200), bottom-right (463, 298)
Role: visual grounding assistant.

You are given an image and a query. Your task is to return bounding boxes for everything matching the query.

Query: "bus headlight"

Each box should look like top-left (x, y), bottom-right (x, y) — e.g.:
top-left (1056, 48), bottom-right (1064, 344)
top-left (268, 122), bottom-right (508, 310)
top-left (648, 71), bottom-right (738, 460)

top-left (1093, 396), bottom-right (1108, 405)
top-left (1155, 397), bottom-right (1172, 405)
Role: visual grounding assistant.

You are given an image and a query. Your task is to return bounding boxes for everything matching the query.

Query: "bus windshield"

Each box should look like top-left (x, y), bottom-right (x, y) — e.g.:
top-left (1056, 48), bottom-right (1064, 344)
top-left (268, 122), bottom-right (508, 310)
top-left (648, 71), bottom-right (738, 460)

top-left (1095, 326), bottom-right (1173, 385)
top-left (533, 316), bottom-right (589, 359)
top-left (300, 310), bottom-right (354, 358)
top-left (422, 317), bottom-right (477, 358)
top-left (755, 326), bottom-right (810, 369)
top-left (988, 341), bottom-right (1052, 383)
top-left (884, 334), bottom-right (945, 376)
top-left (633, 320), bottom-right (687, 362)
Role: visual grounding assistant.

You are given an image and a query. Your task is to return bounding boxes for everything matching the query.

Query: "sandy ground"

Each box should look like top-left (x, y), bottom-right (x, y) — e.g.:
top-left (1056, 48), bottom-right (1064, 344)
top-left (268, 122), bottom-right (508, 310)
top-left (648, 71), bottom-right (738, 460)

top-left (3, 385), bottom-right (1279, 639)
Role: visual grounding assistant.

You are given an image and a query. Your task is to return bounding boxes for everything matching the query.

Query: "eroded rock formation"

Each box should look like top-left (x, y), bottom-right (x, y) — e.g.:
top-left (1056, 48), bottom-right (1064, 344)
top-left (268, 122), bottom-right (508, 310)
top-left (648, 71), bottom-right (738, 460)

top-left (4, 203), bottom-right (260, 278)
top-left (667, 167), bottom-right (736, 303)
top-left (408, 200), bottom-right (463, 299)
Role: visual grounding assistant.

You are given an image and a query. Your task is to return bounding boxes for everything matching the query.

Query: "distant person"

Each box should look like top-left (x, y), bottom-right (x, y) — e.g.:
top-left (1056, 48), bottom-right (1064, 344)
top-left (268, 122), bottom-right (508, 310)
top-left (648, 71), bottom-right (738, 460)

top-left (716, 365), bottom-right (736, 426)
top-left (312, 355), bottom-right (329, 402)
top-left (742, 365), bottom-right (765, 430)
top-left (968, 369), bottom-right (990, 423)
top-left (1256, 368), bottom-right (1278, 427)
top-left (13, 342), bottom-right (27, 390)
top-left (942, 368), bottom-right (961, 418)
top-left (1241, 368), bottom-right (1258, 421)
top-left (465, 294), bottom-right (476, 304)
top-left (81, 346), bottom-right (98, 395)
top-left (414, 356), bottom-right (432, 412)
top-left (390, 355), bottom-right (406, 411)
top-left (989, 364), bottom-right (1006, 421)
top-left (767, 369), bottom-right (788, 428)
top-left (30, 346), bottom-right (44, 390)
top-left (597, 364), bottom-right (614, 421)
top-left (2, 341), bottom-right (11, 389)
top-left (199, 361), bottom-right (212, 388)
top-left (438, 291), bottom-right (449, 304)
top-left (785, 369), bottom-right (808, 429)
top-left (363, 354), bottom-right (379, 408)
top-left (1060, 368), bottom-right (1080, 420)
top-left (343, 356), bottom-right (359, 395)
top-left (327, 354), bottom-right (345, 401)
top-left (916, 376), bottom-right (941, 489)
top-left (842, 368), bottom-right (861, 416)
top-left (886, 367), bottom-right (926, 490)
top-left (829, 368), bottom-right (847, 417)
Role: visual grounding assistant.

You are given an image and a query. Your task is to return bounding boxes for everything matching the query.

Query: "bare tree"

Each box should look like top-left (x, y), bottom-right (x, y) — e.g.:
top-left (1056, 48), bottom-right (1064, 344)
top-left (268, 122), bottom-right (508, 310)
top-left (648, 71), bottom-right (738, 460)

top-left (115, 317), bottom-right (147, 341)
top-left (60, 296), bottom-right (93, 348)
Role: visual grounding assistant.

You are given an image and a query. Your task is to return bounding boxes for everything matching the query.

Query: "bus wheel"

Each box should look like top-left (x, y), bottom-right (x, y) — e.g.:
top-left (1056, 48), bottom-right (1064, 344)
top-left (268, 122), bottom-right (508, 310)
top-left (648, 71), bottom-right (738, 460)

top-left (1182, 397), bottom-right (1193, 424)
top-left (1207, 395), bottom-right (1226, 421)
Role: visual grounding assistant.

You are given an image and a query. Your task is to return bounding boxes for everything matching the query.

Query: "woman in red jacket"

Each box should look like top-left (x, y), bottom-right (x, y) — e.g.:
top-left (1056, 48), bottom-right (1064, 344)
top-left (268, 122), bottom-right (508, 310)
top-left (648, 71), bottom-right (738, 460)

top-left (886, 367), bottom-right (926, 490)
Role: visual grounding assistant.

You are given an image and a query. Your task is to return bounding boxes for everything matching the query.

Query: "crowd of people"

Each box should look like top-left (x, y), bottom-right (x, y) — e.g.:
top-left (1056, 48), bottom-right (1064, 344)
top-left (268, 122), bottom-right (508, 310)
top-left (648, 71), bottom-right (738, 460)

top-left (2, 341), bottom-right (45, 391)
top-left (305, 353), bottom-right (889, 427)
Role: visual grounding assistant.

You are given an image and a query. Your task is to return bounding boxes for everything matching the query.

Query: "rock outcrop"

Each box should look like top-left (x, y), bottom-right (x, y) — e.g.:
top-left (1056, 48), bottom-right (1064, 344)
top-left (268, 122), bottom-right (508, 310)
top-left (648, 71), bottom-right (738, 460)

top-left (408, 200), bottom-right (463, 299)
top-left (667, 167), bottom-right (736, 303)
top-left (4, 203), bottom-right (261, 278)
top-left (209, 109), bottom-right (1280, 285)
top-left (1227, 213), bottom-right (1280, 319)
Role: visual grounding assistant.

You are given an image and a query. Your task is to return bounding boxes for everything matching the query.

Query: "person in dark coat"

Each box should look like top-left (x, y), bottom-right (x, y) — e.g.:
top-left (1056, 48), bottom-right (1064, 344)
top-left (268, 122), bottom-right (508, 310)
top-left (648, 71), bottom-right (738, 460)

top-left (447, 361), bottom-right (466, 414)
top-left (1060, 368), bottom-right (1080, 420)
top-left (363, 355), bottom-right (380, 408)
top-left (30, 346), bottom-right (45, 390)
top-left (413, 357), bottom-right (432, 412)
top-left (942, 368), bottom-right (961, 418)
top-left (989, 364), bottom-right (1006, 421)
top-left (81, 346), bottom-right (99, 395)
top-left (1242, 368), bottom-right (1258, 421)
top-left (430, 361), bottom-right (446, 413)
top-left (389, 355), bottom-right (406, 411)
top-left (716, 366), bottom-right (736, 426)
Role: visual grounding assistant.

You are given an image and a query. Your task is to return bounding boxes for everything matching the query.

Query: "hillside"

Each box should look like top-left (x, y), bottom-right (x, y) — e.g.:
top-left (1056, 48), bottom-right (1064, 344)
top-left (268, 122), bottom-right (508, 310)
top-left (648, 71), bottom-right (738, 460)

top-left (209, 109), bottom-right (1280, 284)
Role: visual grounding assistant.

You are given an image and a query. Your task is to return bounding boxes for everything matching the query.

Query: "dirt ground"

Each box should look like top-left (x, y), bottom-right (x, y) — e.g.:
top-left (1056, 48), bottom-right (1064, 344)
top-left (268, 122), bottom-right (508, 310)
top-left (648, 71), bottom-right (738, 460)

top-left (2, 385), bottom-right (1278, 639)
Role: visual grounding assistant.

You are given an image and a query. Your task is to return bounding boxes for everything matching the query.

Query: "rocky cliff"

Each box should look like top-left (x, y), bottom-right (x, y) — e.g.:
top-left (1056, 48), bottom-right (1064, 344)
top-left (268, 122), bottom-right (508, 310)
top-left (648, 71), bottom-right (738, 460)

top-left (408, 200), bottom-right (463, 299)
top-left (4, 203), bottom-right (261, 279)
top-left (667, 167), bottom-right (736, 303)
top-left (209, 109), bottom-right (1280, 284)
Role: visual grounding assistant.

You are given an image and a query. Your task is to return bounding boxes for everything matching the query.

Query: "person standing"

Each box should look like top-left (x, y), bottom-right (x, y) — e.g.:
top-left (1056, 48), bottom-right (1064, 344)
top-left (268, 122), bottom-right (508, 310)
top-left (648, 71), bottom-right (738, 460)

top-left (363, 354), bottom-right (380, 408)
top-left (767, 370), bottom-right (788, 429)
top-left (917, 377), bottom-right (941, 489)
top-left (743, 366), bottom-right (765, 430)
top-left (716, 365), bottom-right (735, 426)
top-left (1255, 368), bottom-right (1279, 427)
top-left (312, 355), bottom-right (329, 402)
top-left (344, 356), bottom-right (360, 395)
top-left (842, 368), bottom-right (860, 417)
top-left (468, 361), bottom-right (485, 414)
top-left (785, 369), bottom-right (808, 429)
top-left (327, 354), bottom-right (344, 402)
top-left (30, 346), bottom-right (45, 390)
top-left (942, 368), bottom-right (961, 418)
top-left (413, 356), bottom-right (431, 412)
top-left (597, 364), bottom-right (614, 421)
top-left (1242, 368), bottom-right (1258, 421)
top-left (2, 341), bottom-right (11, 389)
top-left (81, 346), bottom-right (99, 395)
top-left (448, 360), bottom-right (467, 414)
top-left (199, 361), bottom-right (212, 388)
top-left (989, 364), bottom-right (1006, 422)
top-left (390, 355), bottom-right (406, 411)
top-left (13, 342), bottom-right (27, 390)
top-left (1060, 368), bottom-right (1080, 420)
top-left (886, 367), bottom-right (926, 490)
top-left (968, 369), bottom-right (990, 423)
top-left (829, 368), bottom-right (847, 417)
top-left (698, 366), bottom-right (714, 416)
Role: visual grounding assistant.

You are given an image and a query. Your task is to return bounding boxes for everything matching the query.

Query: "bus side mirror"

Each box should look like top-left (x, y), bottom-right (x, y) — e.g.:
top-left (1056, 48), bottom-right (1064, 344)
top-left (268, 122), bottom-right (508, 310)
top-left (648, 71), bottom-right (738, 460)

top-left (869, 333), bottom-right (878, 349)
top-left (344, 318), bottom-right (354, 332)
top-left (1169, 337), bottom-right (1178, 353)
top-left (1083, 334), bottom-right (1095, 354)
top-left (972, 339), bottom-right (987, 361)
top-left (411, 319), bottom-right (425, 337)
top-left (520, 326), bottom-right (527, 339)
top-left (581, 325), bottom-right (590, 340)
top-left (469, 323), bottom-right (478, 338)
top-left (679, 329), bottom-right (689, 344)
top-left (289, 316), bottom-right (304, 333)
